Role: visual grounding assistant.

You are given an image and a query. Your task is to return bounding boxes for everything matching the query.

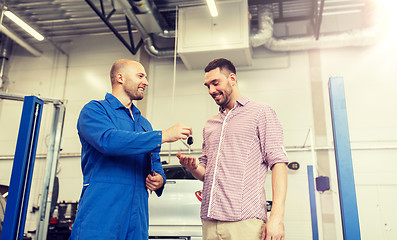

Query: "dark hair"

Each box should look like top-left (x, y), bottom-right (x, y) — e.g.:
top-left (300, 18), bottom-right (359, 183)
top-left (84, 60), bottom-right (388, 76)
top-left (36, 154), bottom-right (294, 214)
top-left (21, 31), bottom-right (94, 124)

top-left (204, 58), bottom-right (236, 75)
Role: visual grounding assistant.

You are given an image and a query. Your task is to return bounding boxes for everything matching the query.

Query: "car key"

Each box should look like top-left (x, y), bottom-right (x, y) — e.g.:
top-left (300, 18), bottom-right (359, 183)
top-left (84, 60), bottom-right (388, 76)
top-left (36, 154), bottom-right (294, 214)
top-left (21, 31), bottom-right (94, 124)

top-left (187, 136), bottom-right (193, 154)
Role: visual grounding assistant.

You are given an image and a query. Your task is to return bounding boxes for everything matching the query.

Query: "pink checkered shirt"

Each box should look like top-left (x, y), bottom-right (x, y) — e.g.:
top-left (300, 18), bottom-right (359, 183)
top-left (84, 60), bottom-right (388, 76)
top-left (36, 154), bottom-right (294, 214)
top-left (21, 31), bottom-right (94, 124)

top-left (198, 97), bottom-right (288, 222)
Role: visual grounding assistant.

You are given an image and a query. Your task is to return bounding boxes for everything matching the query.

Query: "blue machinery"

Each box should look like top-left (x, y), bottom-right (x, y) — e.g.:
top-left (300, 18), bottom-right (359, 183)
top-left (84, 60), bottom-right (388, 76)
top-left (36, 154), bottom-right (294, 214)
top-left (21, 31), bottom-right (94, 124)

top-left (328, 77), bottom-right (361, 239)
top-left (1, 96), bottom-right (43, 240)
top-left (307, 77), bottom-right (361, 240)
top-left (0, 93), bottom-right (65, 240)
top-left (307, 165), bottom-right (319, 240)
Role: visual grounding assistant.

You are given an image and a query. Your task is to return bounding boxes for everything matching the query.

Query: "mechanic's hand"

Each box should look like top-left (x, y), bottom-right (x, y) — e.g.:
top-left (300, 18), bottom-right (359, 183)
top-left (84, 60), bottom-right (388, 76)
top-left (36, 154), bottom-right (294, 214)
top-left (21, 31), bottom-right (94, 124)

top-left (145, 172), bottom-right (164, 191)
top-left (162, 123), bottom-right (192, 143)
top-left (261, 217), bottom-right (285, 240)
top-left (176, 152), bottom-right (198, 171)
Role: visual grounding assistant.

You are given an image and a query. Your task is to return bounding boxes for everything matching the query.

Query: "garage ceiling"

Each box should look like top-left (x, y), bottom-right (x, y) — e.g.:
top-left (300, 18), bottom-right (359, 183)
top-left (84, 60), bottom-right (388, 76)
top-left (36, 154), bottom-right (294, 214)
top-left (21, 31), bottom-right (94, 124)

top-left (1, 0), bottom-right (372, 55)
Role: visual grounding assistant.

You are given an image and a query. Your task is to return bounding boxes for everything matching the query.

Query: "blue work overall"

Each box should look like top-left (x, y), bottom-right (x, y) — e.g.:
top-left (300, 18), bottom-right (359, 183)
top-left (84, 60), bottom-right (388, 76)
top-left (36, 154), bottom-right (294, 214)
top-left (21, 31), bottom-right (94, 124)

top-left (69, 93), bottom-right (165, 240)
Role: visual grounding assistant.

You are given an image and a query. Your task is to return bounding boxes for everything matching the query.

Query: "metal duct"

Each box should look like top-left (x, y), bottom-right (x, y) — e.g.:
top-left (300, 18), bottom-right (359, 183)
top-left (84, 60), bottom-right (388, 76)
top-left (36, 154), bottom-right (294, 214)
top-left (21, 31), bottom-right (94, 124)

top-left (0, 34), bottom-right (13, 90)
top-left (131, 0), bottom-right (175, 38)
top-left (250, 4), bottom-right (383, 51)
top-left (114, 0), bottom-right (175, 57)
top-left (0, 24), bottom-right (42, 56)
top-left (112, 1), bottom-right (382, 58)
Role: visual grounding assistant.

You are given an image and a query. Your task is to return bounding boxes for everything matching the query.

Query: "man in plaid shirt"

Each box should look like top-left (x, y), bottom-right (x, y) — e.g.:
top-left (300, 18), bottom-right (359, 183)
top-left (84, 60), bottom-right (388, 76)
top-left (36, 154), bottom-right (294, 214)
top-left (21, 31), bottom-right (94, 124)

top-left (177, 58), bottom-right (288, 240)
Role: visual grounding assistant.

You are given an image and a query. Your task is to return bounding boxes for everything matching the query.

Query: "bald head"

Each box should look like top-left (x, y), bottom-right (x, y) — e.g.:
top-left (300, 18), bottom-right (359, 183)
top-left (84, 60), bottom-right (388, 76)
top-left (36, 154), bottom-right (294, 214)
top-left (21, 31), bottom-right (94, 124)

top-left (110, 59), bottom-right (143, 86)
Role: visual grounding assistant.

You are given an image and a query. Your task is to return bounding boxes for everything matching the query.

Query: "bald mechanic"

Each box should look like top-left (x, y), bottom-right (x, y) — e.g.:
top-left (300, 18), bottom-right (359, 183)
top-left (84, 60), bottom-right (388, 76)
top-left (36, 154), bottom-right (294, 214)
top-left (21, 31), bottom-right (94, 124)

top-left (70, 59), bottom-right (192, 239)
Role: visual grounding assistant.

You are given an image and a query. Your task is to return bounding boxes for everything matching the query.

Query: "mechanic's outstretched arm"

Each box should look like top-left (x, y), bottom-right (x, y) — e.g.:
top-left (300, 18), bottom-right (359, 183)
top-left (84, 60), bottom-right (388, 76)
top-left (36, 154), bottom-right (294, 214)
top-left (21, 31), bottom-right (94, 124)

top-left (262, 163), bottom-right (288, 240)
top-left (176, 152), bottom-right (206, 181)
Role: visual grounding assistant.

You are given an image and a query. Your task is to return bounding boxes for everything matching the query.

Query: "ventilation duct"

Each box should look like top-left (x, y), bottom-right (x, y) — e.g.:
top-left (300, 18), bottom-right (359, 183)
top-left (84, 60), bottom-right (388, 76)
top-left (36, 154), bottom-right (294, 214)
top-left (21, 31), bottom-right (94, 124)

top-left (0, 34), bottom-right (13, 90)
top-left (111, 1), bottom-right (383, 61)
top-left (130, 0), bottom-right (174, 38)
top-left (176, 0), bottom-right (251, 70)
top-left (250, 4), bottom-right (383, 51)
top-left (114, 0), bottom-right (175, 57)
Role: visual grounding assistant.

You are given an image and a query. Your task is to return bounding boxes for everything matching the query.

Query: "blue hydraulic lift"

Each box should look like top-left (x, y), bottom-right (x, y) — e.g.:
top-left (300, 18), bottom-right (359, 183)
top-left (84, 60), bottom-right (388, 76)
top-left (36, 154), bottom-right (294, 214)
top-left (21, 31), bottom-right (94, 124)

top-left (329, 77), bottom-right (361, 240)
top-left (1, 96), bottom-right (43, 240)
top-left (307, 77), bottom-right (361, 240)
top-left (0, 93), bottom-right (65, 240)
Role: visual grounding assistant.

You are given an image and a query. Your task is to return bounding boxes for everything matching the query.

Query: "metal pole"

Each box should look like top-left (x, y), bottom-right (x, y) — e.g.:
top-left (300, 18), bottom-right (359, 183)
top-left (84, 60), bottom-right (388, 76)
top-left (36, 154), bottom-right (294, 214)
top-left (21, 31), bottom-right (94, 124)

top-left (329, 77), bottom-right (361, 240)
top-left (1, 96), bottom-right (44, 240)
top-left (307, 165), bottom-right (319, 240)
top-left (35, 104), bottom-right (65, 239)
top-left (0, 92), bottom-right (63, 105)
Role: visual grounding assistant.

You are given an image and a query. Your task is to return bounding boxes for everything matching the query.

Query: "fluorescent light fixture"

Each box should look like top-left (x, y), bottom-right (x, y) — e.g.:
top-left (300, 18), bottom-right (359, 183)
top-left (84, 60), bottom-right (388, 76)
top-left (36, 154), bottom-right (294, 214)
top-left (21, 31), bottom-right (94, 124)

top-left (4, 10), bottom-right (44, 41)
top-left (323, 9), bottom-right (362, 16)
top-left (206, 0), bottom-right (218, 17)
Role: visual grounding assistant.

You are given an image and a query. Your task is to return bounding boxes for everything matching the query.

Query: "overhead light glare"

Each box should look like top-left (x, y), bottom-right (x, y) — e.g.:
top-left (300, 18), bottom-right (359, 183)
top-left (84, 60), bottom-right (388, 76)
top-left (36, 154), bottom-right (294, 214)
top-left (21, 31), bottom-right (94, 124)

top-left (377, 0), bottom-right (397, 41)
top-left (323, 9), bottom-right (361, 16)
top-left (206, 0), bottom-right (218, 17)
top-left (4, 10), bottom-right (45, 41)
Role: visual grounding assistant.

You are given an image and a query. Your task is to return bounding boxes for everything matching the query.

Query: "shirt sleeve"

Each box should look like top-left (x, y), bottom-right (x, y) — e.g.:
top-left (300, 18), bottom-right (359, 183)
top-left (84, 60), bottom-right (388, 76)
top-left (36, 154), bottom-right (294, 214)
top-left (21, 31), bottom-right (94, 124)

top-left (258, 104), bottom-right (288, 169)
top-left (77, 101), bottom-right (162, 156)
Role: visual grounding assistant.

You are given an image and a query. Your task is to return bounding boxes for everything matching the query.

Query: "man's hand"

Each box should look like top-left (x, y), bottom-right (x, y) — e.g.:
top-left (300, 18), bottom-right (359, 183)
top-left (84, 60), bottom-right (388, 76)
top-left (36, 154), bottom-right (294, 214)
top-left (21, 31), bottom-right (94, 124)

top-left (162, 123), bottom-right (192, 143)
top-left (176, 152), bottom-right (198, 171)
top-left (145, 172), bottom-right (164, 191)
top-left (176, 152), bottom-right (205, 181)
top-left (261, 217), bottom-right (285, 240)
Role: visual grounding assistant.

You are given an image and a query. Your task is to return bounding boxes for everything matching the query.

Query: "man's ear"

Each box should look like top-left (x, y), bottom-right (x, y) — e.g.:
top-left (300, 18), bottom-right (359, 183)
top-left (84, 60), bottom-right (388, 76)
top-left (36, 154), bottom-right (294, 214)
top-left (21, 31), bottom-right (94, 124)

top-left (229, 73), bottom-right (237, 86)
top-left (116, 73), bottom-right (124, 84)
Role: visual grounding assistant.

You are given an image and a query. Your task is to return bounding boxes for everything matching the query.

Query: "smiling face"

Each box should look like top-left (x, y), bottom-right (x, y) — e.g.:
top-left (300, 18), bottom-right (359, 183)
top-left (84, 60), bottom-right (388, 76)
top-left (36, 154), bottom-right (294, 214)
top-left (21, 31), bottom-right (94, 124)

top-left (204, 67), bottom-right (236, 110)
top-left (122, 61), bottom-right (148, 101)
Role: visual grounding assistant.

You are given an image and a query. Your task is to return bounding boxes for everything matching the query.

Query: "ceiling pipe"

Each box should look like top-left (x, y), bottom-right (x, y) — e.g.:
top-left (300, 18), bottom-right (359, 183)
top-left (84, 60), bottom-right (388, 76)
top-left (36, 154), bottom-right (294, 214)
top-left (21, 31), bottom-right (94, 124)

top-left (0, 34), bottom-right (13, 90)
top-left (112, 1), bottom-right (383, 58)
top-left (0, 24), bottom-right (42, 57)
top-left (114, 0), bottom-right (175, 57)
top-left (131, 0), bottom-right (175, 38)
top-left (250, 4), bottom-right (384, 51)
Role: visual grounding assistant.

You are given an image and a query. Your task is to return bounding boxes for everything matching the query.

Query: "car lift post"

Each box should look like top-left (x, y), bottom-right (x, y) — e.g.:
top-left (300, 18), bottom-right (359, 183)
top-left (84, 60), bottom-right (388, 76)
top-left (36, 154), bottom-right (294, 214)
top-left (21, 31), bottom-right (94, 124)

top-left (307, 165), bottom-right (319, 240)
top-left (329, 77), bottom-right (361, 239)
top-left (35, 102), bottom-right (65, 240)
top-left (0, 93), bottom-right (65, 240)
top-left (1, 96), bottom-right (43, 240)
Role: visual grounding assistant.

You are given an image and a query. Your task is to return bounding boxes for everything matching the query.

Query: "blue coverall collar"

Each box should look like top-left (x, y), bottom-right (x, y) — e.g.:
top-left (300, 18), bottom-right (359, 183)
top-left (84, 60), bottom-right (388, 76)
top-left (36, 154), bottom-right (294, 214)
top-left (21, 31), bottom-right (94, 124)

top-left (105, 93), bottom-right (142, 122)
top-left (105, 93), bottom-right (125, 110)
top-left (105, 93), bottom-right (140, 112)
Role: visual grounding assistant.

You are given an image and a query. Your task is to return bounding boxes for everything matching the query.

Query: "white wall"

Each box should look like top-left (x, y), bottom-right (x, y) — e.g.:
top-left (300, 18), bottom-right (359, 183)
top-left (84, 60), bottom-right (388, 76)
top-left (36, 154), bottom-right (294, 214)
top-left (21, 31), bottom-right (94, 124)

top-left (0, 30), bottom-right (396, 239)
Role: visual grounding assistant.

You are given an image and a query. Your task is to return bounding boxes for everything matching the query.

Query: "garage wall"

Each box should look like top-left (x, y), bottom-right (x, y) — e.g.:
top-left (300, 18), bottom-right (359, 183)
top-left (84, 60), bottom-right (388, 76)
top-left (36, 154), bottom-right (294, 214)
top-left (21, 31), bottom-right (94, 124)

top-left (0, 31), bottom-right (396, 239)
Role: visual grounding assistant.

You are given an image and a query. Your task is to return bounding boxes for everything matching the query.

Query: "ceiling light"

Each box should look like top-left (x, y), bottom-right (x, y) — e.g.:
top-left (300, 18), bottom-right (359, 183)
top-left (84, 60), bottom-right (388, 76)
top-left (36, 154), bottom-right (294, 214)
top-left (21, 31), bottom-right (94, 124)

top-left (322, 9), bottom-right (362, 16)
top-left (4, 10), bottom-right (45, 41)
top-left (206, 0), bottom-right (218, 17)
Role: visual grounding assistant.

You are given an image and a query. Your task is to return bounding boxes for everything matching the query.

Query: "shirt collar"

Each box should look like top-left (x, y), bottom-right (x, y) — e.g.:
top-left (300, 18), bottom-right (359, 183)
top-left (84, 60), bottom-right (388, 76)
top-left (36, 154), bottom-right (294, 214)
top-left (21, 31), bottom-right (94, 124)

top-left (105, 93), bottom-right (141, 116)
top-left (219, 97), bottom-right (250, 113)
top-left (105, 93), bottom-right (125, 110)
